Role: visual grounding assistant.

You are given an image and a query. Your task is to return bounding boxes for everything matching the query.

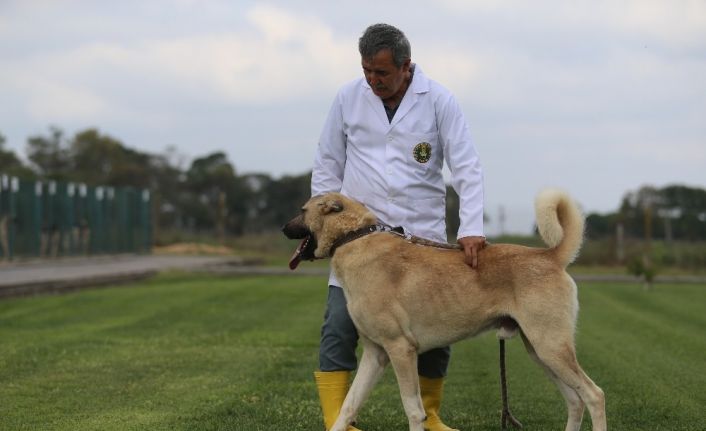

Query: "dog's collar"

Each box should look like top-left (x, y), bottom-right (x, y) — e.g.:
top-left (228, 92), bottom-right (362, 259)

top-left (329, 224), bottom-right (404, 256)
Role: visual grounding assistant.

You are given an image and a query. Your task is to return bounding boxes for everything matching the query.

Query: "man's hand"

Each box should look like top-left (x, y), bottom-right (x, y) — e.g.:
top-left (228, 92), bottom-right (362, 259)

top-left (458, 236), bottom-right (486, 269)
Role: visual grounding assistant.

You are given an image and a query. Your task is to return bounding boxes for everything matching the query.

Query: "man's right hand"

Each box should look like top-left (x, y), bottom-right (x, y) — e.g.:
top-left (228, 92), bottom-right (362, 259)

top-left (458, 236), bottom-right (486, 269)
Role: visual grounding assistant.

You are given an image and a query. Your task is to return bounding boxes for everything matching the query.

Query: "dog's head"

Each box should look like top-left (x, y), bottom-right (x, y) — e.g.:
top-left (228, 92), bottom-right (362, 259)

top-left (282, 193), bottom-right (377, 270)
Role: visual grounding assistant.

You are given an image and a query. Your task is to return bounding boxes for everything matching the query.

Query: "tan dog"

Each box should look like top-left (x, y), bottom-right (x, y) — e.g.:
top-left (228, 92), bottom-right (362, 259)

top-left (283, 190), bottom-right (606, 431)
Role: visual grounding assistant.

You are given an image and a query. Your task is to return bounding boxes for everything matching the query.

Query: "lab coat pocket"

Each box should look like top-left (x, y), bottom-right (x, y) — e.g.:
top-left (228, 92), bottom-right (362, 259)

top-left (407, 132), bottom-right (438, 172)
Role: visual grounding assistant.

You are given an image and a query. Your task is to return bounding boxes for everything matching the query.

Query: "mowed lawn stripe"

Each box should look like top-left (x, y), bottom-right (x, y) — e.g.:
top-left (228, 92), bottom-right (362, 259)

top-left (576, 283), bottom-right (705, 430)
top-left (0, 274), bottom-right (328, 431)
top-left (0, 273), bottom-right (704, 430)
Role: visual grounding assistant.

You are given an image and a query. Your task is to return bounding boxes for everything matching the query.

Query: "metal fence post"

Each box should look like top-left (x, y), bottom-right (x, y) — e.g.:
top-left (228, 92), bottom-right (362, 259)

top-left (0, 175), bottom-right (11, 260)
top-left (141, 189), bottom-right (152, 253)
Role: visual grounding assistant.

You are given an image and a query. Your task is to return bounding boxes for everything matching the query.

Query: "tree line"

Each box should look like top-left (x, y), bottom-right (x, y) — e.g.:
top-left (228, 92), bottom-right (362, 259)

top-left (0, 127), bottom-right (310, 238)
top-left (2, 127), bottom-right (704, 241)
top-left (586, 184), bottom-right (706, 241)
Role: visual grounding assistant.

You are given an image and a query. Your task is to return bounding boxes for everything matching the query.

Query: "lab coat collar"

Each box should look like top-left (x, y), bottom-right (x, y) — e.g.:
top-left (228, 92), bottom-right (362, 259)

top-left (362, 63), bottom-right (430, 130)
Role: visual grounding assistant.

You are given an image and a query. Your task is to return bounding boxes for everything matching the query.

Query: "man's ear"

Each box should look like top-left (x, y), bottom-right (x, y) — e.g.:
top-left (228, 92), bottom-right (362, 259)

top-left (319, 199), bottom-right (343, 214)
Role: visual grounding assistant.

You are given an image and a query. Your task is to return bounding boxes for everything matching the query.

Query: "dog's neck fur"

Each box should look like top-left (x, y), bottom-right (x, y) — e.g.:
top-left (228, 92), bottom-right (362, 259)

top-left (315, 207), bottom-right (377, 258)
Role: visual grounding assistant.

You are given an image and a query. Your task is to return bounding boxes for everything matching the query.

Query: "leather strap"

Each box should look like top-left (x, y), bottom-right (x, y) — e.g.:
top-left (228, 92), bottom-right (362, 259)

top-left (329, 224), bottom-right (404, 256)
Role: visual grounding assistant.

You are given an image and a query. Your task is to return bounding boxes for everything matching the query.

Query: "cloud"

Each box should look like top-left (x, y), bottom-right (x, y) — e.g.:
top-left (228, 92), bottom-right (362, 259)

top-left (1, 3), bottom-right (359, 131)
top-left (25, 79), bottom-right (109, 121)
top-left (413, 47), bottom-right (480, 96)
top-left (160, 4), bottom-right (357, 104)
top-left (614, 0), bottom-right (706, 49)
top-left (436, 0), bottom-right (706, 46)
top-left (0, 0), bottom-right (703, 228)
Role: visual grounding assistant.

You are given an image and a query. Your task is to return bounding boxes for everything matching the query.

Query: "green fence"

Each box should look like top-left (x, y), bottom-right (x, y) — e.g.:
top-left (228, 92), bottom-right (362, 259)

top-left (0, 174), bottom-right (151, 260)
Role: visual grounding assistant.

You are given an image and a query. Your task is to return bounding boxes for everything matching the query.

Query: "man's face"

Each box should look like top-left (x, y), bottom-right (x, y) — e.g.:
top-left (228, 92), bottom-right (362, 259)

top-left (361, 49), bottom-right (410, 102)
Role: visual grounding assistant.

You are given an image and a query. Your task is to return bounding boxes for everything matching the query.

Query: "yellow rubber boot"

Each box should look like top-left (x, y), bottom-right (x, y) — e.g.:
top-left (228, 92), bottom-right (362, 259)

top-left (419, 376), bottom-right (460, 431)
top-left (314, 371), bottom-right (362, 431)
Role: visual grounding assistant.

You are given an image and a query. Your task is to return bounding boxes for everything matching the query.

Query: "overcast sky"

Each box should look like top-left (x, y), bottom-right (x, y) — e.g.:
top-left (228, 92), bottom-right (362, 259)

top-left (1, 0), bottom-right (704, 234)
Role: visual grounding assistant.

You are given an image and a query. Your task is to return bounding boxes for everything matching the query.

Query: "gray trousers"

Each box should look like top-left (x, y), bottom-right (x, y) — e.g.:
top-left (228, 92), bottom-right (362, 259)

top-left (320, 285), bottom-right (450, 378)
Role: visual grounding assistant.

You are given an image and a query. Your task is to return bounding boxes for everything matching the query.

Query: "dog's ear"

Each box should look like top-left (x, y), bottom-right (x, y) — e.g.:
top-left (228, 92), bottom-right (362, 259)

top-left (319, 199), bottom-right (343, 214)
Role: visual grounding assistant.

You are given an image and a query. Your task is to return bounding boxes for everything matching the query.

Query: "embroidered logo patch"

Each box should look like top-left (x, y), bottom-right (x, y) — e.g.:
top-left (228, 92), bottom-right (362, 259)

top-left (413, 142), bottom-right (432, 163)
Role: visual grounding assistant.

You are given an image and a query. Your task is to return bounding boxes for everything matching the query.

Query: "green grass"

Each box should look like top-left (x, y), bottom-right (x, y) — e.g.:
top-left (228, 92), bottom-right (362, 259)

top-left (1, 274), bottom-right (704, 430)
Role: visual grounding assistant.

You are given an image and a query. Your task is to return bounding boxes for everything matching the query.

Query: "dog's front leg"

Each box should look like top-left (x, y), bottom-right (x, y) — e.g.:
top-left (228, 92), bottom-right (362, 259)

top-left (330, 338), bottom-right (389, 431)
top-left (385, 338), bottom-right (426, 431)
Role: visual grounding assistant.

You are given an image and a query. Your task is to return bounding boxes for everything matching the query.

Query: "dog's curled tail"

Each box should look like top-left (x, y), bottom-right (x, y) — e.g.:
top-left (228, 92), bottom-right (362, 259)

top-left (535, 189), bottom-right (585, 267)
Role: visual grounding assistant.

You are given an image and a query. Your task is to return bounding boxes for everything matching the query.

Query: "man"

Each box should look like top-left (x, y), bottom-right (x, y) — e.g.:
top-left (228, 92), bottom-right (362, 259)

top-left (311, 23), bottom-right (485, 431)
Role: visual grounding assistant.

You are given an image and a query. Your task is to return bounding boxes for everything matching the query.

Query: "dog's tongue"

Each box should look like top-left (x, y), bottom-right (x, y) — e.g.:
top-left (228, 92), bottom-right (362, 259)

top-left (288, 238), bottom-right (306, 270)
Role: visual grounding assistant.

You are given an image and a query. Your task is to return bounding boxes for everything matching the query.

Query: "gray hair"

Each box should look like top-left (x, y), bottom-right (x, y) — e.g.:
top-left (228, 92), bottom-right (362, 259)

top-left (358, 23), bottom-right (411, 68)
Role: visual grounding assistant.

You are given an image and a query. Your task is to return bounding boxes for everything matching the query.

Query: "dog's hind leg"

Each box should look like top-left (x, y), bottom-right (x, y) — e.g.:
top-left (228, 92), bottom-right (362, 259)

top-left (385, 338), bottom-right (426, 431)
top-left (331, 337), bottom-right (389, 431)
top-left (520, 332), bottom-right (585, 431)
top-left (520, 329), bottom-right (606, 431)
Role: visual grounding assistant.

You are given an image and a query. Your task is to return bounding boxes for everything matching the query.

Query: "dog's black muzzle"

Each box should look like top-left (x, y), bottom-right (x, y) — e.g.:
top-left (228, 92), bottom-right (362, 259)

top-left (282, 215), bottom-right (318, 270)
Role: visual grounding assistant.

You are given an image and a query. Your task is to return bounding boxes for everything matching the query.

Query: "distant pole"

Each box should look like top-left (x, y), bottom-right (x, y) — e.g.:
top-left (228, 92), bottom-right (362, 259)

top-left (217, 191), bottom-right (227, 245)
top-left (0, 175), bottom-right (8, 261)
top-left (657, 208), bottom-right (679, 245)
top-left (499, 205), bottom-right (506, 236)
top-left (644, 205), bottom-right (652, 252)
top-left (642, 203), bottom-right (653, 290)
top-left (615, 222), bottom-right (625, 264)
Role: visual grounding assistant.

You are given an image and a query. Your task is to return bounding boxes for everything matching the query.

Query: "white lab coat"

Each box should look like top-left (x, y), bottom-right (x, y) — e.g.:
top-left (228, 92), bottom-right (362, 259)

top-left (312, 64), bottom-right (484, 286)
